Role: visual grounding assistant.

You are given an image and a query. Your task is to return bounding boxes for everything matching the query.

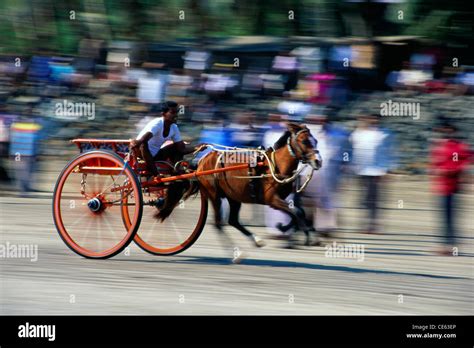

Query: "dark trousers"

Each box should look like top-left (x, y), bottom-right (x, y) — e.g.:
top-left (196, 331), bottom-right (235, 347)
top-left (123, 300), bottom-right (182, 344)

top-left (360, 175), bottom-right (381, 232)
top-left (153, 142), bottom-right (183, 163)
top-left (442, 194), bottom-right (456, 245)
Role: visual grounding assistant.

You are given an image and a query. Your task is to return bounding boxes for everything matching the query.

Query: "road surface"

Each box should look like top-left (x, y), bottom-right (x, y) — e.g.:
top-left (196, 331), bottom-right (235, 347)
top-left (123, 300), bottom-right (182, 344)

top-left (1, 164), bottom-right (473, 315)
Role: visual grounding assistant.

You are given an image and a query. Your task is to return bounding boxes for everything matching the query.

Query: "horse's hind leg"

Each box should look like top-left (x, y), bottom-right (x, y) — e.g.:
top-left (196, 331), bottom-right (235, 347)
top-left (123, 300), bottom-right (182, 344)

top-left (203, 186), bottom-right (239, 259)
top-left (227, 198), bottom-right (265, 248)
top-left (210, 193), bottom-right (224, 230)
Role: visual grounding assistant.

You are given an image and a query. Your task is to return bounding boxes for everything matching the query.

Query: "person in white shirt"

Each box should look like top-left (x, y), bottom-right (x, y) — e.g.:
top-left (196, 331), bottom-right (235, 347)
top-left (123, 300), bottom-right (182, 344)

top-left (350, 113), bottom-right (396, 234)
top-left (131, 101), bottom-right (204, 176)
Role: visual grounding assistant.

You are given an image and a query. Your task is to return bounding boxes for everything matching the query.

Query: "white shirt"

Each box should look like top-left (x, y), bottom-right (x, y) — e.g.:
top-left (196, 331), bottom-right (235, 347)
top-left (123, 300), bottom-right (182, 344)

top-left (263, 126), bottom-right (286, 148)
top-left (137, 77), bottom-right (164, 104)
top-left (137, 117), bottom-right (182, 156)
top-left (277, 101), bottom-right (312, 119)
top-left (350, 128), bottom-right (387, 176)
top-left (397, 69), bottom-right (432, 86)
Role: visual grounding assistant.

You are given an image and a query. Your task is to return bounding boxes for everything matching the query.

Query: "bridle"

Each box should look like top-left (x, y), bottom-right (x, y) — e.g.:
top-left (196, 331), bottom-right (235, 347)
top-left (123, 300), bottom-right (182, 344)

top-left (286, 128), bottom-right (318, 164)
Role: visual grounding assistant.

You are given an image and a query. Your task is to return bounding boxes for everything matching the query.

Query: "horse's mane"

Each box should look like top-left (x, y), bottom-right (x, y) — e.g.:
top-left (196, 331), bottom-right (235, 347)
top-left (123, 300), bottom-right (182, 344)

top-left (273, 131), bottom-right (291, 150)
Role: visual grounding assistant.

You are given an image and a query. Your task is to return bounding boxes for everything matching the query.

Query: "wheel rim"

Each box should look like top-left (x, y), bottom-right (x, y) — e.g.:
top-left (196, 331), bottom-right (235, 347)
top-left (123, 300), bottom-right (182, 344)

top-left (53, 152), bottom-right (142, 258)
top-left (123, 186), bottom-right (207, 255)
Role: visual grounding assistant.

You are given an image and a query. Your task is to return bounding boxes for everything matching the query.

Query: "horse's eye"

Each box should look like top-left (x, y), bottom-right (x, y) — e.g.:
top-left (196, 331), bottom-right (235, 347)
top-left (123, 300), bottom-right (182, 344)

top-left (302, 139), bottom-right (312, 147)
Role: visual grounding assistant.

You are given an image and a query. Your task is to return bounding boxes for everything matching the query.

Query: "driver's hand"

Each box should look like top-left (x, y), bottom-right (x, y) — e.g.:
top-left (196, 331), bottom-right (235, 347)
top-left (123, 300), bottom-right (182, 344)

top-left (194, 143), bottom-right (208, 152)
top-left (129, 139), bottom-right (139, 149)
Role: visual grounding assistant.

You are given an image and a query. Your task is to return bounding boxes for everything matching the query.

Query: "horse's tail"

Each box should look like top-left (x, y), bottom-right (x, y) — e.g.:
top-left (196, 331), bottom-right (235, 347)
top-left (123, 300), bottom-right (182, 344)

top-left (155, 179), bottom-right (200, 222)
top-left (183, 179), bottom-right (200, 200)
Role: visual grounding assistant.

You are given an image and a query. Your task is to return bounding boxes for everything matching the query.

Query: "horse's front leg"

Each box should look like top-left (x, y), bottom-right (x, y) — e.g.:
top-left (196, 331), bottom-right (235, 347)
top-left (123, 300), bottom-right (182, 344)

top-left (268, 195), bottom-right (316, 247)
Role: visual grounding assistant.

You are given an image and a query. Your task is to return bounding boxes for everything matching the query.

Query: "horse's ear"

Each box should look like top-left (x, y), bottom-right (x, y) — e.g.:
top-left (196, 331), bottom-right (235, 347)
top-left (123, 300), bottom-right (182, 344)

top-left (286, 122), bottom-right (301, 133)
top-left (299, 124), bottom-right (308, 129)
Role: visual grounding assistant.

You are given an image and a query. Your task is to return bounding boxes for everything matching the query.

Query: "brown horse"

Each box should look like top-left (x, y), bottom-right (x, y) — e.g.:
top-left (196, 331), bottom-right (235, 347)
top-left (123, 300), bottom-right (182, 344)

top-left (193, 123), bottom-right (322, 253)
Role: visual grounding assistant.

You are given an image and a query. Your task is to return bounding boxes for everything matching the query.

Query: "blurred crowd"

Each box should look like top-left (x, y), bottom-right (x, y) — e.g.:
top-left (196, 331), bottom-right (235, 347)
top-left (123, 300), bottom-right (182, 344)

top-left (0, 1), bottom-right (473, 255)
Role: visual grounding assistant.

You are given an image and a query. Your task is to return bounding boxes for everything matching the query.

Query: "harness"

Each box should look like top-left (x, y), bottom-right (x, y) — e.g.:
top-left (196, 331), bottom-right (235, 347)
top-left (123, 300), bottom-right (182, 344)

top-left (195, 131), bottom-right (316, 193)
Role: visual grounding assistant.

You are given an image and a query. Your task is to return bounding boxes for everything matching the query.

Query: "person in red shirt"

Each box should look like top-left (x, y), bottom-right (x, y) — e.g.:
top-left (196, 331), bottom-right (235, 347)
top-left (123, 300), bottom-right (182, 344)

top-left (430, 120), bottom-right (471, 255)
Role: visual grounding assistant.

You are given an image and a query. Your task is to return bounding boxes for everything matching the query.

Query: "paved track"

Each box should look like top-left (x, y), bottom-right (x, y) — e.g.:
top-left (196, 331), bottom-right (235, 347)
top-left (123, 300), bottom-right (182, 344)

top-left (1, 167), bottom-right (473, 315)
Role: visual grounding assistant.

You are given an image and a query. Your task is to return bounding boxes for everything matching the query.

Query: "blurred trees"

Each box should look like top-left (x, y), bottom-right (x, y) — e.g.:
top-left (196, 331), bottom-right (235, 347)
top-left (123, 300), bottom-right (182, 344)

top-left (0, 0), bottom-right (471, 55)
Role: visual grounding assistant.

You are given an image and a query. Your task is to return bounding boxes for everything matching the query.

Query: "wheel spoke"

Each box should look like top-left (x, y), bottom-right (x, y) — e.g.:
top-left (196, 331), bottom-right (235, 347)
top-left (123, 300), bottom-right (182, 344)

top-left (79, 216), bottom-right (94, 247)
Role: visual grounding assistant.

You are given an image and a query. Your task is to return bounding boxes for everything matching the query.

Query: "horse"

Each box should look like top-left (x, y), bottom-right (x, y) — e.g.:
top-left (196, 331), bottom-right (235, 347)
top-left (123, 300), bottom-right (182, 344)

top-left (154, 123), bottom-right (322, 259)
top-left (185, 122), bottom-right (322, 257)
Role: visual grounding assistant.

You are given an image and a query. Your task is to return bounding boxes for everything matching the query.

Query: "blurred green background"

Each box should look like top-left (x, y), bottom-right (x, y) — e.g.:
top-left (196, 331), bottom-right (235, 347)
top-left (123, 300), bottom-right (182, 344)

top-left (1, 0), bottom-right (472, 55)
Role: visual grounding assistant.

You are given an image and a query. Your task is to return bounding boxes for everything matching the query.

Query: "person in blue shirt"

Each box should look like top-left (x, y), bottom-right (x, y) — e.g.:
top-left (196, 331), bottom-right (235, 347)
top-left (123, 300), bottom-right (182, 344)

top-left (9, 115), bottom-right (42, 195)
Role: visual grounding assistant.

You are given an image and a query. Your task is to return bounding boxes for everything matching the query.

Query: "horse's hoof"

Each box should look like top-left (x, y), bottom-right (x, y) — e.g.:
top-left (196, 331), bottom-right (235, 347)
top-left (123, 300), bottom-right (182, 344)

top-left (253, 236), bottom-right (266, 248)
top-left (283, 242), bottom-right (298, 249)
top-left (268, 233), bottom-right (291, 240)
top-left (319, 230), bottom-right (333, 238)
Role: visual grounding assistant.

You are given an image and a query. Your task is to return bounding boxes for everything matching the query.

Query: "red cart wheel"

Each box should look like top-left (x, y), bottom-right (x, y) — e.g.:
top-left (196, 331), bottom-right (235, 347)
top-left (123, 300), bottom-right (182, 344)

top-left (122, 184), bottom-right (207, 256)
top-left (53, 150), bottom-right (143, 259)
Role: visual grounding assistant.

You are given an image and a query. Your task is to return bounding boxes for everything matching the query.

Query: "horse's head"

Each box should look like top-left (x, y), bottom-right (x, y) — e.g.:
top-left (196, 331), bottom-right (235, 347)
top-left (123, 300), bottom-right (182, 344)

top-left (286, 123), bottom-right (322, 170)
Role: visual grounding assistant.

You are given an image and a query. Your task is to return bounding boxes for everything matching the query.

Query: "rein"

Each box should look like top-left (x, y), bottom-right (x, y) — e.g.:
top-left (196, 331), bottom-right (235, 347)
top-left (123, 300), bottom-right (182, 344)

top-left (197, 142), bottom-right (314, 193)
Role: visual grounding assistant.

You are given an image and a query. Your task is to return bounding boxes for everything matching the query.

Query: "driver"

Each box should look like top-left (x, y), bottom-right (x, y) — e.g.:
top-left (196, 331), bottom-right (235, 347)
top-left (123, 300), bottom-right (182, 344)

top-left (130, 101), bottom-right (204, 176)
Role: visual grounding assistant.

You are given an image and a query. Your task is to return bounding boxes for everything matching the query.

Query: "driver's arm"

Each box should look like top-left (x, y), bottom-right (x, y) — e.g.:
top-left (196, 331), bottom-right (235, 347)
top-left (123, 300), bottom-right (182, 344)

top-left (129, 132), bottom-right (158, 175)
top-left (131, 132), bottom-right (153, 149)
top-left (175, 140), bottom-right (201, 155)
